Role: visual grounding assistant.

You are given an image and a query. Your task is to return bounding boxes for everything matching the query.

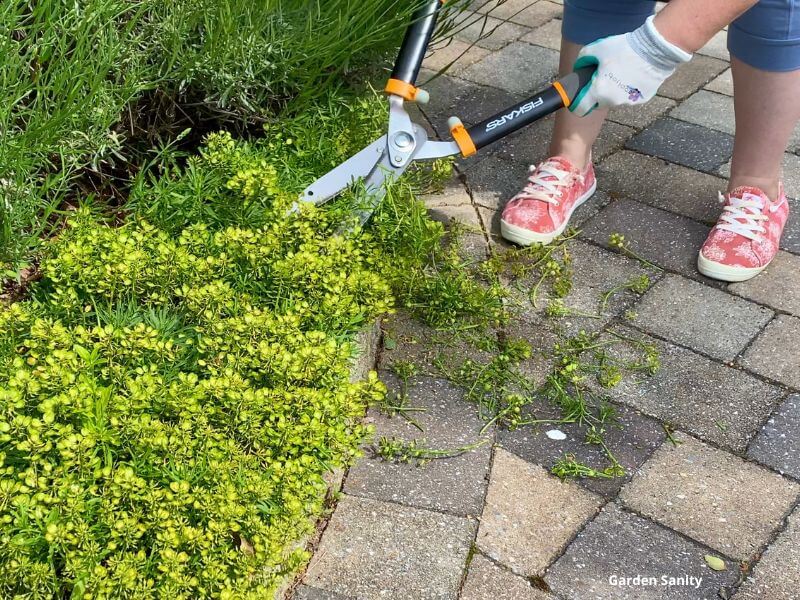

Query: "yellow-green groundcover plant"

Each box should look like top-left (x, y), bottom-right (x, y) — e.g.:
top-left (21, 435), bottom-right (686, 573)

top-left (0, 96), bottom-right (454, 598)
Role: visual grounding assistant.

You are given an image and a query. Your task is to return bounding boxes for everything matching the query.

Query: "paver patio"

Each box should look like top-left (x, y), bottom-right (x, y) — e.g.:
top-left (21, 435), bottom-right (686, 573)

top-left (291, 2), bottom-right (800, 598)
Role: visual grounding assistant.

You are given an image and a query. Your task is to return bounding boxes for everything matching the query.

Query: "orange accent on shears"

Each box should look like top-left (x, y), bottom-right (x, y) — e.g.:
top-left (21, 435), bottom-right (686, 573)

top-left (385, 78), bottom-right (422, 102)
top-left (553, 81), bottom-right (571, 108)
top-left (450, 123), bottom-right (477, 158)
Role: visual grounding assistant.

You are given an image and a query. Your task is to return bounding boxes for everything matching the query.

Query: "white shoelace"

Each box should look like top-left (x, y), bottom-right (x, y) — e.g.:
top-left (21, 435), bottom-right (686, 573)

top-left (716, 191), bottom-right (768, 241)
top-left (513, 161), bottom-right (581, 206)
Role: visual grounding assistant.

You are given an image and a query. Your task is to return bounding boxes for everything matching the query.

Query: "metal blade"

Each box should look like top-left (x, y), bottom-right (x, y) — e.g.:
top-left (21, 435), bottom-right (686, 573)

top-left (414, 139), bottom-right (460, 161)
top-left (298, 136), bottom-right (386, 205)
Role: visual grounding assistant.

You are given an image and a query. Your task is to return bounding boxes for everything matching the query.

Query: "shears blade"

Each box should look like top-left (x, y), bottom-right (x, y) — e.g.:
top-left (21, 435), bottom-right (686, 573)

top-left (299, 136), bottom-right (386, 205)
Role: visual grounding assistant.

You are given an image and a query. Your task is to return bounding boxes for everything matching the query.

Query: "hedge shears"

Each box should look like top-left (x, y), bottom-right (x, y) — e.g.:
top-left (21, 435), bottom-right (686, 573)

top-left (297, 0), bottom-right (595, 224)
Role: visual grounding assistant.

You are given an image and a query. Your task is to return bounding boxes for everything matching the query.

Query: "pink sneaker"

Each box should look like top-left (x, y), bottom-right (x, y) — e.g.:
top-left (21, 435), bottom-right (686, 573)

top-left (500, 156), bottom-right (597, 246)
top-left (698, 185), bottom-right (790, 282)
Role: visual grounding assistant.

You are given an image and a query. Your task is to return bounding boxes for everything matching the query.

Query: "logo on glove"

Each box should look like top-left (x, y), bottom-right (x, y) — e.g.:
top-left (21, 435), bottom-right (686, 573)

top-left (626, 86), bottom-right (643, 102)
top-left (604, 72), bottom-right (645, 104)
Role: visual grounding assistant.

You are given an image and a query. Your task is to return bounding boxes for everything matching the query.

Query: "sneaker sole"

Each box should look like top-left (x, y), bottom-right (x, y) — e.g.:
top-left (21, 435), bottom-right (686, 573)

top-left (697, 252), bottom-right (770, 282)
top-left (500, 180), bottom-right (597, 246)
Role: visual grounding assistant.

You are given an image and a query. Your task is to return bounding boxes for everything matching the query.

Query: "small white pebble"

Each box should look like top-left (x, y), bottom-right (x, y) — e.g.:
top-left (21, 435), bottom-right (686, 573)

top-left (546, 429), bottom-right (567, 441)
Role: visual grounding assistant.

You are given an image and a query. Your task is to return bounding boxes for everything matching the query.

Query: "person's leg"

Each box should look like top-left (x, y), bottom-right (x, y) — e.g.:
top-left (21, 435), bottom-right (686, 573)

top-left (728, 1), bottom-right (800, 201)
top-left (548, 41), bottom-right (609, 169)
top-left (552, 0), bottom-right (657, 168)
top-left (697, 1), bottom-right (799, 282)
top-left (500, 1), bottom-right (657, 247)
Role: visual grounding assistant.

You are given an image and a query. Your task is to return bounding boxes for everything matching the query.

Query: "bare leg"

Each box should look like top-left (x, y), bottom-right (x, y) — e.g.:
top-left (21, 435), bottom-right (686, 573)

top-left (548, 39), bottom-right (610, 169)
top-left (729, 57), bottom-right (800, 200)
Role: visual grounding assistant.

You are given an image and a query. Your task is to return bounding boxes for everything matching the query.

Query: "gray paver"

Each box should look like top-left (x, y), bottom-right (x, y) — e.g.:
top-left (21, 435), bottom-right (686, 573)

top-left (344, 375), bottom-right (492, 516)
top-left (546, 503), bottom-right (739, 600)
top-left (671, 90), bottom-right (735, 135)
top-left (597, 150), bottom-right (726, 224)
top-left (734, 506), bottom-right (800, 600)
top-left (673, 90), bottom-right (800, 150)
top-left (423, 39), bottom-right (492, 76)
top-left (718, 152), bottom-right (800, 200)
top-left (705, 68), bottom-right (733, 96)
top-left (634, 274), bottom-right (774, 361)
top-left (609, 96), bottom-right (678, 130)
top-left (465, 155), bottom-right (530, 211)
top-left (521, 18), bottom-right (562, 51)
top-left (499, 401), bottom-right (665, 498)
top-left (729, 251), bottom-right (800, 316)
top-left (460, 554), bottom-right (556, 600)
top-left (626, 117), bottom-right (734, 172)
top-left (596, 327), bottom-right (783, 452)
top-left (660, 55), bottom-right (729, 101)
top-left (304, 495), bottom-right (475, 600)
top-left (454, 13), bottom-right (532, 51)
top-left (569, 188), bottom-right (612, 228)
top-left (781, 212), bottom-right (800, 254)
top-left (477, 0), bottom-right (562, 29)
top-left (741, 315), bottom-right (800, 389)
top-left (460, 42), bottom-right (559, 95)
top-left (476, 449), bottom-right (601, 576)
top-left (748, 394), bottom-right (800, 480)
top-left (619, 434), bottom-right (800, 560)
top-left (581, 199), bottom-right (714, 280)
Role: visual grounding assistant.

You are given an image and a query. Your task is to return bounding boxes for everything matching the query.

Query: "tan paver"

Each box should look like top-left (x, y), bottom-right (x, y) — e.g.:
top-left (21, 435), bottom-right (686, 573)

top-left (477, 0), bottom-right (562, 29)
top-left (734, 505), bottom-right (800, 600)
top-left (729, 251), bottom-right (800, 317)
top-left (620, 434), bottom-right (799, 560)
top-left (634, 274), bottom-right (773, 361)
top-left (304, 495), bottom-right (476, 600)
top-left (460, 554), bottom-right (556, 600)
top-left (741, 315), bottom-right (800, 389)
top-left (521, 18), bottom-right (562, 51)
top-left (423, 39), bottom-right (491, 76)
top-left (476, 449), bottom-right (602, 576)
top-left (705, 68), bottom-right (733, 95)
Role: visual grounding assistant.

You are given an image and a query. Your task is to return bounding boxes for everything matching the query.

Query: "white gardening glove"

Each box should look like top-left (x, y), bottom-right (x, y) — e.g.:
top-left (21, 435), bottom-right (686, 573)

top-left (570, 15), bottom-right (692, 117)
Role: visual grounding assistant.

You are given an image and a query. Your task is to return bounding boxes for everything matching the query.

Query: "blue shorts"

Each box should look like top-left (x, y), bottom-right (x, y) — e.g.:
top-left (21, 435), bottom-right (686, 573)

top-left (563, 0), bottom-right (800, 72)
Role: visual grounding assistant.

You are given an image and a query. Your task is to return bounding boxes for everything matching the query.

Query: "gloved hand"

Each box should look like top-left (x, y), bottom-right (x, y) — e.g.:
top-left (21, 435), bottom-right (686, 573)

top-left (570, 15), bottom-right (692, 117)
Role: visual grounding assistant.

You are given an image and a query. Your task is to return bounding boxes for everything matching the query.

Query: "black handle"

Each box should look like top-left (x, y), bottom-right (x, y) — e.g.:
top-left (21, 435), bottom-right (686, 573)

top-left (391, 0), bottom-right (443, 84)
top-left (465, 66), bottom-right (597, 151)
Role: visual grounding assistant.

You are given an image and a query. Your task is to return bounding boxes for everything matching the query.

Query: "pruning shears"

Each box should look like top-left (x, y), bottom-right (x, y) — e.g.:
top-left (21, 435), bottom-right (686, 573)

top-left (298, 0), bottom-right (595, 224)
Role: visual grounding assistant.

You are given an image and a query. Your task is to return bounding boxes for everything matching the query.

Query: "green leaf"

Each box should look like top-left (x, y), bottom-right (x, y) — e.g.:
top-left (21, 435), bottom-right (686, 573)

top-left (704, 555), bottom-right (726, 571)
top-left (383, 338), bottom-right (397, 350)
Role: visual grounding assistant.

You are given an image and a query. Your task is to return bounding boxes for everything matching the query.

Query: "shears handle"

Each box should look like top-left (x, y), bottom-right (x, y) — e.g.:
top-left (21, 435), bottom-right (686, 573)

top-left (384, 0), bottom-right (444, 103)
top-left (449, 66), bottom-right (597, 158)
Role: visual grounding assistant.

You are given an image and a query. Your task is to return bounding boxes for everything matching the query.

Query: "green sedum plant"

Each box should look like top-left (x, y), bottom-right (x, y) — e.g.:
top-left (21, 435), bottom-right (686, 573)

top-left (0, 93), bottom-right (458, 596)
